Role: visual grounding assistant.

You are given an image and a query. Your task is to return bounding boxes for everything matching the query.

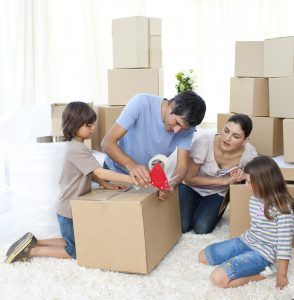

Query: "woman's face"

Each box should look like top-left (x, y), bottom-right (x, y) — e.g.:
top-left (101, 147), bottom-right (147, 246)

top-left (220, 121), bottom-right (246, 151)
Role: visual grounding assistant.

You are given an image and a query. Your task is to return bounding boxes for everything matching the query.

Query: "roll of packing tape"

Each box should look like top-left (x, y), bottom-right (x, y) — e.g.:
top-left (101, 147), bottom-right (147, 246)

top-left (148, 154), bottom-right (169, 172)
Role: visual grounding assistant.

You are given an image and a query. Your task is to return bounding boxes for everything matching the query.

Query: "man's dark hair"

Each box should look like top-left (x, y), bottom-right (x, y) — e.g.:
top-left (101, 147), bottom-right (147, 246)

top-left (227, 114), bottom-right (253, 138)
top-left (169, 90), bottom-right (206, 127)
top-left (62, 101), bottom-right (97, 141)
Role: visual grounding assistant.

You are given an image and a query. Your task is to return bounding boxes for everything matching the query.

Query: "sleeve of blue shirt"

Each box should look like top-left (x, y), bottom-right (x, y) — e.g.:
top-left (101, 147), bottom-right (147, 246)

top-left (116, 94), bottom-right (142, 130)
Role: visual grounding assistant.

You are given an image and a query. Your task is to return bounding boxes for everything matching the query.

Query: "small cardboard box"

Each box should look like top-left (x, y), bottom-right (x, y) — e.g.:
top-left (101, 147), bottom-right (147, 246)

top-left (92, 105), bottom-right (124, 151)
top-left (217, 113), bottom-right (283, 157)
top-left (108, 68), bottom-right (163, 105)
top-left (217, 113), bottom-right (235, 133)
top-left (230, 77), bottom-right (269, 116)
top-left (234, 41), bottom-right (264, 77)
top-left (71, 187), bottom-right (181, 274)
top-left (112, 17), bottom-right (162, 69)
top-left (51, 103), bottom-right (93, 149)
top-left (264, 36), bottom-right (294, 77)
top-left (269, 77), bottom-right (294, 118)
top-left (283, 119), bottom-right (294, 163)
top-left (150, 35), bottom-right (162, 68)
top-left (230, 184), bottom-right (294, 247)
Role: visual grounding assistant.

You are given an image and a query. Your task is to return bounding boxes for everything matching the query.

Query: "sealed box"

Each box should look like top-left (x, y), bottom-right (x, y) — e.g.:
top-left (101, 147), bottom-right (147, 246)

top-left (264, 36), bottom-right (294, 77)
top-left (108, 68), bottom-right (163, 105)
top-left (230, 77), bottom-right (269, 116)
top-left (150, 35), bottom-right (162, 68)
top-left (51, 103), bottom-right (93, 149)
top-left (230, 184), bottom-right (294, 247)
top-left (283, 119), bottom-right (294, 163)
top-left (217, 113), bottom-right (235, 133)
top-left (92, 105), bottom-right (124, 151)
top-left (269, 77), bottom-right (294, 118)
top-left (234, 41), bottom-right (264, 77)
top-left (112, 16), bottom-right (162, 69)
top-left (71, 187), bottom-right (181, 274)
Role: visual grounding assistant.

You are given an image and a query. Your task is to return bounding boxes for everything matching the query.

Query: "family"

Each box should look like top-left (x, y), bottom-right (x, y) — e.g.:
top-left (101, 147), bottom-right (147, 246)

top-left (4, 91), bottom-right (294, 289)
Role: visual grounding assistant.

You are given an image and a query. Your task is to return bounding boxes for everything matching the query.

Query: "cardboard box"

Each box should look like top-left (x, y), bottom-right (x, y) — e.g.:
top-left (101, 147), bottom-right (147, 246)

top-left (235, 41), bottom-right (264, 77)
top-left (230, 184), bottom-right (294, 247)
top-left (217, 113), bottom-right (283, 157)
top-left (71, 187), bottom-right (181, 274)
top-left (217, 113), bottom-right (235, 132)
top-left (51, 103), bottom-right (93, 149)
top-left (283, 119), bottom-right (294, 163)
top-left (92, 105), bottom-right (124, 151)
top-left (264, 36), bottom-right (294, 77)
top-left (108, 68), bottom-right (163, 105)
top-left (150, 35), bottom-right (162, 68)
top-left (230, 77), bottom-right (269, 116)
top-left (269, 77), bottom-right (294, 118)
top-left (112, 17), bottom-right (162, 69)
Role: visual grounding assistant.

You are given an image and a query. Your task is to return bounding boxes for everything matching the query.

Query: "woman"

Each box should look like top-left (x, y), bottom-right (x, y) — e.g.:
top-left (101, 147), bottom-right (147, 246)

top-left (179, 114), bottom-right (257, 234)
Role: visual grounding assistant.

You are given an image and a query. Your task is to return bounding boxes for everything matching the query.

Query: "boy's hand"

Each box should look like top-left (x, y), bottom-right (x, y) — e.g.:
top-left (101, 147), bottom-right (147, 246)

top-left (276, 274), bottom-right (288, 289)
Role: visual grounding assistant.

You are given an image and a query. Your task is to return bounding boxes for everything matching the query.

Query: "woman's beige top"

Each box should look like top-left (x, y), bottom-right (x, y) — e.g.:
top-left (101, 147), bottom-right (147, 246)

top-left (187, 133), bottom-right (257, 197)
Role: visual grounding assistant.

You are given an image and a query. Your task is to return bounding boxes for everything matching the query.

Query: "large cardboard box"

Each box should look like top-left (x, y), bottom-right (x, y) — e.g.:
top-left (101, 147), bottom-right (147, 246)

top-left (217, 113), bottom-right (283, 157)
top-left (51, 103), bottom-right (93, 149)
top-left (71, 187), bottom-right (181, 274)
top-left (230, 184), bottom-right (294, 247)
top-left (112, 16), bottom-right (162, 69)
top-left (264, 36), bottom-right (294, 77)
top-left (92, 105), bottom-right (124, 151)
top-left (283, 119), bottom-right (294, 163)
top-left (269, 77), bottom-right (294, 118)
top-left (108, 68), bottom-right (163, 105)
top-left (235, 41), bottom-right (264, 77)
top-left (150, 35), bottom-right (162, 68)
top-left (230, 77), bottom-right (269, 116)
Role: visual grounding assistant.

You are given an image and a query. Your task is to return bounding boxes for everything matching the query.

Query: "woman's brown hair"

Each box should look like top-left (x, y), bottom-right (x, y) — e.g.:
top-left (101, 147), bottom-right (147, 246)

top-left (62, 102), bottom-right (97, 141)
top-left (244, 155), bottom-right (294, 220)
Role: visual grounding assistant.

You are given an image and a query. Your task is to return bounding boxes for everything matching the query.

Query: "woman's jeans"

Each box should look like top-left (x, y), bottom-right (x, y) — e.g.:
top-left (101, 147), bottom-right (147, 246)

top-left (178, 183), bottom-right (225, 234)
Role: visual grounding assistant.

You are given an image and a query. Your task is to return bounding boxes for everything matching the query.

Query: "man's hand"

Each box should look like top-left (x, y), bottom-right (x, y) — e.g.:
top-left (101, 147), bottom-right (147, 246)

top-left (276, 273), bottom-right (288, 289)
top-left (158, 187), bottom-right (174, 201)
top-left (127, 163), bottom-right (150, 187)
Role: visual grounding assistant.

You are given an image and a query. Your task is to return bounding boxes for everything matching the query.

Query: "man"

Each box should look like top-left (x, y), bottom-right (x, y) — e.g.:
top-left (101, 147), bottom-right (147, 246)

top-left (101, 91), bottom-right (206, 200)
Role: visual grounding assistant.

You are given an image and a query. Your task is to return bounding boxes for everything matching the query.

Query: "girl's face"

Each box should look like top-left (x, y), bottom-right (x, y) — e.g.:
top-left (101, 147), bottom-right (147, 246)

top-left (245, 174), bottom-right (253, 193)
top-left (75, 122), bottom-right (95, 141)
top-left (220, 121), bottom-right (246, 151)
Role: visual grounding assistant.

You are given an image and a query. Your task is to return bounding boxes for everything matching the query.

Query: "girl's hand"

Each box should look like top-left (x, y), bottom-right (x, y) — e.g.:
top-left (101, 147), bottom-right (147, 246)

top-left (100, 180), bottom-right (126, 190)
top-left (276, 274), bottom-right (288, 289)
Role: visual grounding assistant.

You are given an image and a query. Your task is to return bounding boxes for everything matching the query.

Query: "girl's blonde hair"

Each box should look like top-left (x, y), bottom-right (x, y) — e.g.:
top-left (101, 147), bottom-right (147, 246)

top-left (244, 155), bottom-right (294, 220)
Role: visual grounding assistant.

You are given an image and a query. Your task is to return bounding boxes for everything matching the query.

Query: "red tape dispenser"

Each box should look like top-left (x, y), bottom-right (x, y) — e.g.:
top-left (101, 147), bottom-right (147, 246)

top-left (149, 162), bottom-right (170, 190)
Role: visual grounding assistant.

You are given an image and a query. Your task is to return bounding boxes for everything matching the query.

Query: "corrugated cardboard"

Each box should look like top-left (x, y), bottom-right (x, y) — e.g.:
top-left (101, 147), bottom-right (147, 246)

top-left (264, 36), bottom-right (294, 77)
top-left (217, 113), bottom-right (283, 157)
top-left (230, 184), bottom-right (294, 247)
top-left (230, 77), bottom-right (269, 116)
top-left (71, 187), bottom-right (181, 274)
top-left (108, 68), bottom-right (163, 105)
top-left (283, 119), bottom-right (294, 163)
top-left (234, 41), bottom-right (264, 77)
top-left (92, 105), bottom-right (124, 151)
top-left (217, 113), bottom-right (235, 133)
top-left (51, 103), bottom-right (93, 149)
top-left (150, 35), bottom-right (162, 68)
top-left (269, 77), bottom-right (294, 118)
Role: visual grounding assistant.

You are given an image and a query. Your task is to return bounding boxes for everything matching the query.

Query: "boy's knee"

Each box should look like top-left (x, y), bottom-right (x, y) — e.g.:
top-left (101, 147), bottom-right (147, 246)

top-left (198, 249), bottom-right (208, 265)
top-left (210, 267), bottom-right (230, 288)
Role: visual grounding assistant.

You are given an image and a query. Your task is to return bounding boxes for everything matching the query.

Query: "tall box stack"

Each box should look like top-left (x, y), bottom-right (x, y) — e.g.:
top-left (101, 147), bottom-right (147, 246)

top-left (108, 16), bottom-right (163, 105)
top-left (217, 41), bottom-right (284, 157)
top-left (265, 37), bottom-right (294, 163)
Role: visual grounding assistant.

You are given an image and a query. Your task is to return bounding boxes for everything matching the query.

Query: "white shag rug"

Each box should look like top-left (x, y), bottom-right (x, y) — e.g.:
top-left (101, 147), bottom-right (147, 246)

top-left (0, 210), bottom-right (293, 300)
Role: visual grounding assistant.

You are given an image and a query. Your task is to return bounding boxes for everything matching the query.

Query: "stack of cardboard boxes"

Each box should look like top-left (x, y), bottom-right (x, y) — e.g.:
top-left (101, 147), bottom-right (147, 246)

top-left (108, 16), bottom-right (163, 105)
top-left (221, 37), bottom-right (294, 244)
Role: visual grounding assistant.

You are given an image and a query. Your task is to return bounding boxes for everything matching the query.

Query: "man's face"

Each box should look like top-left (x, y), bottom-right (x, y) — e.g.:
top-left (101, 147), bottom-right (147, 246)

top-left (163, 103), bottom-right (191, 133)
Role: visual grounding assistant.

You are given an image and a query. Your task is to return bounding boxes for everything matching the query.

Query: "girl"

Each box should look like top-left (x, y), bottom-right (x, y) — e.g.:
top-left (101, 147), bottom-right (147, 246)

top-left (198, 156), bottom-right (294, 289)
top-left (179, 114), bottom-right (257, 234)
top-left (5, 102), bottom-right (137, 263)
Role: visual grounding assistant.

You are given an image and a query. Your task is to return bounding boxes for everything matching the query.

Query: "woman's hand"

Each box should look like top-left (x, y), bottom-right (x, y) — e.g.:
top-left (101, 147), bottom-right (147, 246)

top-left (229, 168), bottom-right (245, 183)
top-left (276, 273), bottom-right (288, 289)
top-left (99, 180), bottom-right (127, 190)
